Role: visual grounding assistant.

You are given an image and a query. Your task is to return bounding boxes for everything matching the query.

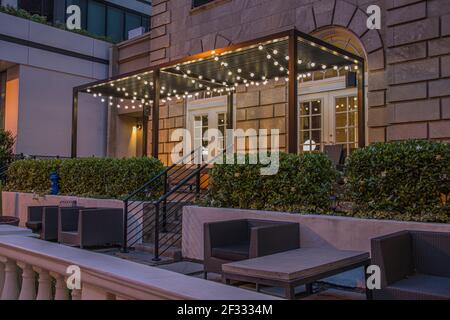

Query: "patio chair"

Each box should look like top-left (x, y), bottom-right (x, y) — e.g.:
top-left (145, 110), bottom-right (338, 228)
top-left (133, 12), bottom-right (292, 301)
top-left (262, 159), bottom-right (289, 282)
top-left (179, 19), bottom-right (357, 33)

top-left (58, 207), bottom-right (124, 248)
top-left (371, 230), bottom-right (450, 300)
top-left (323, 145), bottom-right (345, 171)
top-left (203, 219), bottom-right (300, 278)
top-left (26, 206), bottom-right (60, 239)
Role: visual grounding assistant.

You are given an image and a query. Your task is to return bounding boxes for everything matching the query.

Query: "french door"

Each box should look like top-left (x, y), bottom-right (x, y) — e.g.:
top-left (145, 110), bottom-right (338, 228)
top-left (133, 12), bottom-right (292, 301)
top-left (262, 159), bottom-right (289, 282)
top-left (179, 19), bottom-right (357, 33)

top-left (298, 88), bottom-right (359, 156)
top-left (187, 96), bottom-right (228, 159)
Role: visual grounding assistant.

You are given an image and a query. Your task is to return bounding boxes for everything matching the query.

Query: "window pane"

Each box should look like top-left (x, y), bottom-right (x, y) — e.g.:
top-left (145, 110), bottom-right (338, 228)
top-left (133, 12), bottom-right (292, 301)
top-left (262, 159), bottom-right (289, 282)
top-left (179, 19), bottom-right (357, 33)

top-left (88, 1), bottom-right (106, 37)
top-left (311, 116), bottom-right (321, 129)
top-left (18, 0), bottom-right (42, 15)
top-left (311, 100), bottom-right (321, 115)
top-left (300, 117), bottom-right (310, 130)
top-left (336, 129), bottom-right (347, 143)
top-left (107, 7), bottom-right (124, 42)
top-left (335, 112), bottom-right (347, 128)
top-left (300, 102), bottom-right (309, 115)
top-left (335, 97), bottom-right (347, 112)
top-left (125, 13), bottom-right (142, 39)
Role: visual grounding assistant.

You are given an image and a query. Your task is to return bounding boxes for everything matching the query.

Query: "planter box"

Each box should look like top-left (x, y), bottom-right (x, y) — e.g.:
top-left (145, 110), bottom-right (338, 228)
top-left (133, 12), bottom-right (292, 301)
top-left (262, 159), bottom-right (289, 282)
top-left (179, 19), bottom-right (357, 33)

top-left (2, 192), bottom-right (144, 246)
top-left (182, 206), bottom-right (450, 261)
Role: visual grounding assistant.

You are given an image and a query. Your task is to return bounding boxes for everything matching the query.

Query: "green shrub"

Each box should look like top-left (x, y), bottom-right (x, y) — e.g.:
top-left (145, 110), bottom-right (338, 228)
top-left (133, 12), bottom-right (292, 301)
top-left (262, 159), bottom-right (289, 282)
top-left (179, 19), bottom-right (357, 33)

top-left (5, 157), bottom-right (164, 199)
top-left (0, 130), bottom-right (15, 169)
top-left (204, 152), bottom-right (337, 212)
top-left (345, 140), bottom-right (450, 220)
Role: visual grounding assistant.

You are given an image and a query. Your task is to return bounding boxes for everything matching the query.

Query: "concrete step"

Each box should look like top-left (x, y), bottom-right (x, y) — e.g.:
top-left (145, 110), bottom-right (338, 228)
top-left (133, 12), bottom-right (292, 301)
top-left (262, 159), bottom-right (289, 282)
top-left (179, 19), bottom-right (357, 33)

top-left (134, 242), bottom-right (182, 261)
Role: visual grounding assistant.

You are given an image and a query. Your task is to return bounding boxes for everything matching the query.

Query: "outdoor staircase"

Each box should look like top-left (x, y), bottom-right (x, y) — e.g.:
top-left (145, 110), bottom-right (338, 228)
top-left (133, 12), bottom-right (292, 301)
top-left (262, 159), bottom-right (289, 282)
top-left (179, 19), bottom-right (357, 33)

top-left (122, 149), bottom-right (210, 261)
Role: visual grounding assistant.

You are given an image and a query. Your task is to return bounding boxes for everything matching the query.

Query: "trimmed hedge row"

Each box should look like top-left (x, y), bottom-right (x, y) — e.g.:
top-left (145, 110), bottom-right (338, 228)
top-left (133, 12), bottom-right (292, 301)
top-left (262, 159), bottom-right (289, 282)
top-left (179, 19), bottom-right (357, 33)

top-left (205, 152), bottom-right (337, 212)
top-left (5, 157), bottom-right (164, 199)
top-left (345, 140), bottom-right (449, 221)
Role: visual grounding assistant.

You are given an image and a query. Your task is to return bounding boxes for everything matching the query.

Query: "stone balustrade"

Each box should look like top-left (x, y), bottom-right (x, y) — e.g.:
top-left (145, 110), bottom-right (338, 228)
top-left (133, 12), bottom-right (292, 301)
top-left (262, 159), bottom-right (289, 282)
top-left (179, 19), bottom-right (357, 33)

top-left (0, 235), bottom-right (276, 300)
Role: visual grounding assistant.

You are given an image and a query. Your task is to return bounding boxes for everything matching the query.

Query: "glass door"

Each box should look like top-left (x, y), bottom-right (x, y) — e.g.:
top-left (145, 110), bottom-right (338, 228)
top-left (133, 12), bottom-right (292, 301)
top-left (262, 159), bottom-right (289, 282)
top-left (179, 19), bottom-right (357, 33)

top-left (299, 99), bottom-right (322, 152)
top-left (298, 89), bottom-right (359, 155)
top-left (188, 96), bottom-right (228, 160)
top-left (334, 95), bottom-right (359, 156)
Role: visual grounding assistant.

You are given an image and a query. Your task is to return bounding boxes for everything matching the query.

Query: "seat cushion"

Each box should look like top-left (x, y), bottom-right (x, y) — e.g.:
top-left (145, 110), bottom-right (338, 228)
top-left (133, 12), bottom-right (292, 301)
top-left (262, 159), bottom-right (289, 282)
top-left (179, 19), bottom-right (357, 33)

top-left (26, 221), bottom-right (42, 232)
top-left (212, 243), bottom-right (250, 261)
top-left (378, 274), bottom-right (450, 300)
top-left (59, 231), bottom-right (80, 245)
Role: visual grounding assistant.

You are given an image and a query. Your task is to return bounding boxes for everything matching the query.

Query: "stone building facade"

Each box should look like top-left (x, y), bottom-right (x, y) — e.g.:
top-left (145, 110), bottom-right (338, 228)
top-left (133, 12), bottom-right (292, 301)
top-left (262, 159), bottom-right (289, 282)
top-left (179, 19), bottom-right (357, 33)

top-left (109, 0), bottom-right (450, 163)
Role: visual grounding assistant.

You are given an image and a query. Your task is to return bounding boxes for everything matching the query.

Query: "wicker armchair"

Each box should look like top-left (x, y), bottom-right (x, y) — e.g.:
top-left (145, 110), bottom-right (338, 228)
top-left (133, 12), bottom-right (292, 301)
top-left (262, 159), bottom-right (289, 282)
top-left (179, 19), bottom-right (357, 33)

top-left (26, 206), bottom-right (60, 241)
top-left (203, 219), bottom-right (300, 278)
top-left (371, 230), bottom-right (450, 300)
top-left (58, 207), bottom-right (123, 248)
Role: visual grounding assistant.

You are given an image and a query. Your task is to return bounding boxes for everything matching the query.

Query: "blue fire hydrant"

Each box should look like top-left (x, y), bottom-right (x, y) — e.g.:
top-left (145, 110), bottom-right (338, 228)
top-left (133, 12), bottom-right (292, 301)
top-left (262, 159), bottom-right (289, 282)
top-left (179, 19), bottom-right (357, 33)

top-left (50, 171), bottom-right (59, 195)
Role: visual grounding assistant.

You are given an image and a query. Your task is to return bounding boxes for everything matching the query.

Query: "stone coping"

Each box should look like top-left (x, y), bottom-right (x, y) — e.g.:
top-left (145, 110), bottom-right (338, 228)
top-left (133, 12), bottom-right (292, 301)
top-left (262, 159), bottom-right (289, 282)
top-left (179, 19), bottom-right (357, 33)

top-left (0, 236), bottom-right (278, 300)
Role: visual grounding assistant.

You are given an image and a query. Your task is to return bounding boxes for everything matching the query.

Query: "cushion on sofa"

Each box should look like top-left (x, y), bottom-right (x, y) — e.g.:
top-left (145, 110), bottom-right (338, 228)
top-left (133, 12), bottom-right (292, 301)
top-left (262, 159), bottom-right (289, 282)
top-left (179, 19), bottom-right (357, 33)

top-left (212, 243), bottom-right (250, 261)
top-left (378, 274), bottom-right (450, 300)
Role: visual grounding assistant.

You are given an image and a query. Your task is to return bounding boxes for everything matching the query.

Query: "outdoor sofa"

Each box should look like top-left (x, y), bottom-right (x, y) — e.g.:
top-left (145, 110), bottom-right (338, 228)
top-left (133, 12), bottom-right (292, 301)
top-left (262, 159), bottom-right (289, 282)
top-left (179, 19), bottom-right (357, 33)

top-left (58, 207), bottom-right (124, 248)
top-left (203, 219), bottom-right (300, 278)
top-left (26, 206), bottom-right (60, 241)
top-left (371, 230), bottom-right (450, 300)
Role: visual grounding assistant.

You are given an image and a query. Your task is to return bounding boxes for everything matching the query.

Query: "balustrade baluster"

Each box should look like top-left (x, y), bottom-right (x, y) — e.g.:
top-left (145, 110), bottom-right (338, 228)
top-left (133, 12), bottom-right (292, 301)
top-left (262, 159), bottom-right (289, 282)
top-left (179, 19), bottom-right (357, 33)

top-left (51, 272), bottom-right (69, 300)
top-left (0, 258), bottom-right (20, 300)
top-left (71, 288), bottom-right (82, 300)
top-left (17, 262), bottom-right (36, 300)
top-left (0, 257), bottom-right (5, 297)
top-left (34, 267), bottom-right (53, 300)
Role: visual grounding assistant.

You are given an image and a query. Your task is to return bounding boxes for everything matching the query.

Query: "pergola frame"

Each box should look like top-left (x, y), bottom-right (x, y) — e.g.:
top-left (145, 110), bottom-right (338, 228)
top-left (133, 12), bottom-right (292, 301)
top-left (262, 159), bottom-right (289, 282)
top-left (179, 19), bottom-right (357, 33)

top-left (72, 28), bottom-right (365, 158)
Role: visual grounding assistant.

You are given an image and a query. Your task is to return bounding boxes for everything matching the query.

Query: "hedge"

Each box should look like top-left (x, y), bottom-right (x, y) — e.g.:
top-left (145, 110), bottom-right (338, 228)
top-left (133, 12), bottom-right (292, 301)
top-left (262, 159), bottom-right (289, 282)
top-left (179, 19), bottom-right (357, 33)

top-left (204, 152), bottom-right (337, 212)
top-left (5, 157), bottom-right (164, 199)
top-left (345, 140), bottom-right (449, 222)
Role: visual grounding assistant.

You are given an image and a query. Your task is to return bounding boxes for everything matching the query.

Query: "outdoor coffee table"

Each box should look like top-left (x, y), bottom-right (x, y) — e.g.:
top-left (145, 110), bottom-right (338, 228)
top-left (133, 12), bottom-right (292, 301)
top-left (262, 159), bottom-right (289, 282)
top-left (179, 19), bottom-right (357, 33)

top-left (222, 247), bottom-right (371, 300)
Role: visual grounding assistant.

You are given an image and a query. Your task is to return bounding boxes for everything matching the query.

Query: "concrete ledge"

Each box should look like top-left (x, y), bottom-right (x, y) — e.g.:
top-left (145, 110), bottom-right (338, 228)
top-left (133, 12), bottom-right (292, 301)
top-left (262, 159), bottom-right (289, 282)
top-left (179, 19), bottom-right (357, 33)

top-left (0, 236), bottom-right (277, 300)
top-left (182, 206), bottom-right (450, 261)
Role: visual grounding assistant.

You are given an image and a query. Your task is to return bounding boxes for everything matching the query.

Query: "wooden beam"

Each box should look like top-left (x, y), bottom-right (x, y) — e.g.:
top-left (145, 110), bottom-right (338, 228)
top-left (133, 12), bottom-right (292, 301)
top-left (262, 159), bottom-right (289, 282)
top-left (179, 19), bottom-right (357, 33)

top-left (152, 69), bottom-right (161, 158)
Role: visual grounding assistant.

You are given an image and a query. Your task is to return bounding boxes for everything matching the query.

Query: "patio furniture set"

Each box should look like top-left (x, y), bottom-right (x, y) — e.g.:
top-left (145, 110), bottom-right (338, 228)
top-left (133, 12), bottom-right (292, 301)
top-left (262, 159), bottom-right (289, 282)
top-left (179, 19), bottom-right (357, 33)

top-left (204, 219), bottom-right (450, 300)
top-left (26, 205), bottom-right (123, 248)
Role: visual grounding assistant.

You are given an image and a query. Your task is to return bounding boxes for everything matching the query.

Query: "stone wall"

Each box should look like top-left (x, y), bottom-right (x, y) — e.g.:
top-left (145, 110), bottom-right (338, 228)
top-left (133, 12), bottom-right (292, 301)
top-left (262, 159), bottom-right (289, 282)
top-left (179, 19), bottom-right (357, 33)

top-left (115, 0), bottom-right (450, 151)
top-left (236, 80), bottom-right (288, 152)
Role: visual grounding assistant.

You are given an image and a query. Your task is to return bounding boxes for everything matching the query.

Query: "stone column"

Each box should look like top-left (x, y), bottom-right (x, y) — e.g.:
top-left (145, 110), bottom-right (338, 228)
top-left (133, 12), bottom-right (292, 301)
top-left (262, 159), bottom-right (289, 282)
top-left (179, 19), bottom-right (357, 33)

top-left (0, 258), bottom-right (5, 297)
top-left (0, 258), bottom-right (19, 300)
top-left (71, 288), bottom-right (82, 300)
top-left (34, 267), bottom-right (53, 300)
top-left (51, 272), bottom-right (69, 300)
top-left (17, 262), bottom-right (36, 300)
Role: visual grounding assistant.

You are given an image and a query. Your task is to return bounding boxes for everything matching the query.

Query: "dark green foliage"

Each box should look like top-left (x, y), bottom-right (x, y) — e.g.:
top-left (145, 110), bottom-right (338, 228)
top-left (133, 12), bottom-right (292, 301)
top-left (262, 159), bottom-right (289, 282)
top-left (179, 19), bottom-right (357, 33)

top-left (205, 152), bottom-right (337, 212)
top-left (0, 130), bottom-right (15, 169)
top-left (345, 140), bottom-right (450, 221)
top-left (5, 157), bottom-right (164, 199)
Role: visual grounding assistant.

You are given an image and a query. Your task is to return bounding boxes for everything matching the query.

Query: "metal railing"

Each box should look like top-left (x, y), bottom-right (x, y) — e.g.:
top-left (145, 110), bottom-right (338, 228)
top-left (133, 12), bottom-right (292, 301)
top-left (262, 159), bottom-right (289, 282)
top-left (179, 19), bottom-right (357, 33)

top-left (122, 148), bottom-right (210, 259)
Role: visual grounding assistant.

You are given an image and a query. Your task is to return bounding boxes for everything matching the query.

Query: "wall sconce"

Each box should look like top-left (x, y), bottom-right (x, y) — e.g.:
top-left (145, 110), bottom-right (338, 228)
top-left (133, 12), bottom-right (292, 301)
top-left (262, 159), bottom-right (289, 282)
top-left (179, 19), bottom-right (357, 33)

top-left (136, 121), bottom-right (143, 130)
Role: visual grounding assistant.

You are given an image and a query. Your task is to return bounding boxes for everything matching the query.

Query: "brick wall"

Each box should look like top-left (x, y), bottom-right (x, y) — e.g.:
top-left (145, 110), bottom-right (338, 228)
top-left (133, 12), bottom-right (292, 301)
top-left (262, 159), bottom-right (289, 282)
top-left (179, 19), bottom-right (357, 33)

top-left (114, 0), bottom-right (450, 162)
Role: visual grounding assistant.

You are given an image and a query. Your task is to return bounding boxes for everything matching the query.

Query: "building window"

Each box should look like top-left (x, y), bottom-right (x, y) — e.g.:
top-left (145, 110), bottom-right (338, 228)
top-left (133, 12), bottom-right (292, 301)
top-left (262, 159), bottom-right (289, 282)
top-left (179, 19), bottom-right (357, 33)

top-left (18, 0), bottom-right (150, 43)
top-left (0, 72), bottom-right (6, 131)
top-left (18, 0), bottom-right (54, 21)
top-left (87, 0), bottom-right (106, 37)
top-left (192, 0), bottom-right (216, 8)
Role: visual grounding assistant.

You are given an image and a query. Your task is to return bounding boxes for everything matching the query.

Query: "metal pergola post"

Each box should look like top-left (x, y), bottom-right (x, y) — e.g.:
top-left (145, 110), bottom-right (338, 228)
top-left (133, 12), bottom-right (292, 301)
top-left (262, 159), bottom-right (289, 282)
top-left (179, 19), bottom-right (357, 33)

top-left (142, 97), bottom-right (149, 157)
top-left (288, 30), bottom-right (299, 154)
top-left (358, 60), bottom-right (366, 148)
top-left (71, 89), bottom-right (78, 158)
top-left (227, 92), bottom-right (234, 130)
top-left (152, 69), bottom-right (161, 158)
